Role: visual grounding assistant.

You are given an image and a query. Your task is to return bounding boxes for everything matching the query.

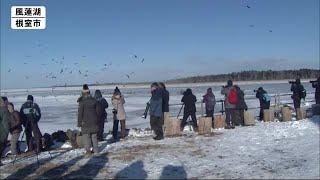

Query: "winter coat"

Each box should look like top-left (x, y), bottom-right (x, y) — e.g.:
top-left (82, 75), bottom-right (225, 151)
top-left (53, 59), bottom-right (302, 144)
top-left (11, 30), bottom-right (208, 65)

top-left (9, 111), bottom-right (22, 134)
top-left (162, 89), bottom-right (170, 113)
top-left (256, 89), bottom-right (270, 109)
top-left (20, 100), bottom-right (41, 126)
top-left (112, 94), bottom-right (126, 121)
top-left (203, 91), bottom-right (216, 111)
top-left (291, 83), bottom-right (305, 100)
top-left (150, 88), bottom-right (163, 117)
top-left (0, 99), bottom-right (10, 144)
top-left (181, 90), bottom-right (197, 113)
top-left (78, 95), bottom-right (101, 134)
top-left (221, 86), bottom-right (236, 109)
top-left (94, 91), bottom-right (109, 120)
top-left (235, 87), bottom-right (248, 110)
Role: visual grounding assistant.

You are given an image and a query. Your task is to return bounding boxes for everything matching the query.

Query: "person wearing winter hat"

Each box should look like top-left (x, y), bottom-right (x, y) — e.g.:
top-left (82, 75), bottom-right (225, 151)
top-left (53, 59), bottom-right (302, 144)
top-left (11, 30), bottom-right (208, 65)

top-left (111, 87), bottom-right (126, 141)
top-left (20, 95), bottom-right (42, 153)
top-left (78, 84), bottom-right (101, 155)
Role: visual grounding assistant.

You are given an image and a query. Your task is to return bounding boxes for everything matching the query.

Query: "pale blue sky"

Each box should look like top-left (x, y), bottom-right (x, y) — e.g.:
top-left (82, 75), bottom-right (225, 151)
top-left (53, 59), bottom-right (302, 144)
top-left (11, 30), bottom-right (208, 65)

top-left (1, 0), bottom-right (319, 89)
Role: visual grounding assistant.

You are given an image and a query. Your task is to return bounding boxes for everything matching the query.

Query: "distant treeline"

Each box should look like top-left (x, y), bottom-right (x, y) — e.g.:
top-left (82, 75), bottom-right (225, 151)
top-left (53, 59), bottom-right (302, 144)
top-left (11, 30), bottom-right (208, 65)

top-left (167, 69), bottom-right (320, 84)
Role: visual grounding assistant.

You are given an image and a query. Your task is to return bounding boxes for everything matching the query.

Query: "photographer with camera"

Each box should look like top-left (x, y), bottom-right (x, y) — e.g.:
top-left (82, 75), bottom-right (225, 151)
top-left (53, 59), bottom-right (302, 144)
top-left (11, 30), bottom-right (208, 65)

top-left (20, 95), bottom-right (42, 153)
top-left (290, 78), bottom-right (306, 111)
top-left (111, 87), bottom-right (126, 141)
top-left (310, 77), bottom-right (320, 104)
top-left (255, 87), bottom-right (271, 121)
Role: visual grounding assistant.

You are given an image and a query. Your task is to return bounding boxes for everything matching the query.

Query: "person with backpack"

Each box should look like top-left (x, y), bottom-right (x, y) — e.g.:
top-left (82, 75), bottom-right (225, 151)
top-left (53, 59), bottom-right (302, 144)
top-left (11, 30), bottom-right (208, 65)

top-left (311, 77), bottom-right (320, 104)
top-left (78, 84), bottom-right (101, 155)
top-left (0, 97), bottom-right (10, 166)
top-left (20, 95), bottom-right (42, 153)
top-left (290, 79), bottom-right (306, 111)
top-left (149, 83), bottom-right (164, 140)
top-left (255, 87), bottom-right (271, 121)
top-left (112, 87), bottom-right (126, 141)
top-left (94, 90), bottom-right (109, 141)
top-left (8, 103), bottom-right (22, 155)
top-left (181, 88), bottom-right (198, 132)
top-left (203, 88), bottom-right (216, 125)
top-left (234, 85), bottom-right (248, 126)
top-left (221, 80), bottom-right (237, 129)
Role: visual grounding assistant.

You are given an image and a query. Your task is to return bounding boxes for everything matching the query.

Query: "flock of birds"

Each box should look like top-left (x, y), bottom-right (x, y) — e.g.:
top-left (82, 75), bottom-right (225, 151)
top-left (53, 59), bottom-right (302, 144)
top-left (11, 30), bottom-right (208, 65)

top-left (6, 0), bottom-right (274, 86)
top-left (7, 52), bottom-right (146, 86)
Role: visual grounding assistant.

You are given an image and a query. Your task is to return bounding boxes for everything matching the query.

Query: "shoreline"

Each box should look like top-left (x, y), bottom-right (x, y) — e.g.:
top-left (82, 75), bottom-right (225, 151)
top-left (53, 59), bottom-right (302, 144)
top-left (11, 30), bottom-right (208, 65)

top-left (0, 79), bottom-right (312, 93)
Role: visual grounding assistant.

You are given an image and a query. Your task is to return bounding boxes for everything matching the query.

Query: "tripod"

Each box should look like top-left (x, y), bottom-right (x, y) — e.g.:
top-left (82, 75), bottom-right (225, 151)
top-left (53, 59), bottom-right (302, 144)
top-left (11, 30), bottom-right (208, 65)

top-left (12, 126), bottom-right (52, 167)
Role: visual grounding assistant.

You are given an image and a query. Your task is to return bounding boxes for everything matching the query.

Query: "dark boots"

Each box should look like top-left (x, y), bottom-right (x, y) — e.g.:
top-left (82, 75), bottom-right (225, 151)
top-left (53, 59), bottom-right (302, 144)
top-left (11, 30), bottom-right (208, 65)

top-left (120, 121), bottom-right (126, 139)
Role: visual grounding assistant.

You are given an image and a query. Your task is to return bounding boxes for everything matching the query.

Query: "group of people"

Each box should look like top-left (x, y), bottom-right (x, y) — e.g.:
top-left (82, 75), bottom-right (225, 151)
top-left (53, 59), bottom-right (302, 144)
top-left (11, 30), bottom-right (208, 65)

top-left (1, 77), bottom-right (319, 163)
top-left (0, 95), bottom-right (42, 165)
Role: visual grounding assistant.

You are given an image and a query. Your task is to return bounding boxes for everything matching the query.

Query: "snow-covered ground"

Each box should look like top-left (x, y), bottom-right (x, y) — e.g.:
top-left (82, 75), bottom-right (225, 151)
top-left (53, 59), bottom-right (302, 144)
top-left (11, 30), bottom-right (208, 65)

top-left (1, 117), bottom-right (319, 179)
top-left (0, 81), bottom-right (318, 179)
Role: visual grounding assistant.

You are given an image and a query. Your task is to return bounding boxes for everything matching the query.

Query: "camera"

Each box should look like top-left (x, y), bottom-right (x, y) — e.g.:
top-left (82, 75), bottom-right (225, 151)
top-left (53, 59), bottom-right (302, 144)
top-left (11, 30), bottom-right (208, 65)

top-left (310, 80), bottom-right (317, 83)
top-left (112, 109), bottom-right (117, 114)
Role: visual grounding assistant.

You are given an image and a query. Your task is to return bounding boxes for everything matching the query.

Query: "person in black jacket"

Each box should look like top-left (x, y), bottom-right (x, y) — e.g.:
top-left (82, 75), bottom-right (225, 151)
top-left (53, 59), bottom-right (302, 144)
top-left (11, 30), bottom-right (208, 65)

top-left (290, 79), bottom-right (305, 110)
top-left (94, 90), bottom-right (109, 141)
top-left (234, 85), bottom-right (247, 126)
top-left (255, 87), bottom-right (271, 121)
top-left (181, 89), bottom-right (198, 132)
top-left (159, 82), bottom-right (169, 125)
top-left (311, 77), bottom-right (320, 104)
top-left (20, 95), bottom-right (42, 153)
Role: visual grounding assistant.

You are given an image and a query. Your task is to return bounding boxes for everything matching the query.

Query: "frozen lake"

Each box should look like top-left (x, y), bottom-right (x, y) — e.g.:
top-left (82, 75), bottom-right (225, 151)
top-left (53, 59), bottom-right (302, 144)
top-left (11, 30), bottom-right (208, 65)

top-left (0, 81), bottom-right (316, 134)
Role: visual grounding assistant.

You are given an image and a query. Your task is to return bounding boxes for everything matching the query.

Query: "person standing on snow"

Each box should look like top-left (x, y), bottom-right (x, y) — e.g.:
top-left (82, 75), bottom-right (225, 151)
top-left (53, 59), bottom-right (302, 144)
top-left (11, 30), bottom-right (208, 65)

top-left (311, 77), bottom-right (320, 104)
top-left (255, 87), bottom-right (271, 121)
top-left (149, 83), bottom-right (164, 140)
top-left (234, 85), bottom-right (248, 126)
top-left (290, 79), bottom-right (306, 111)
top-left (0, 98), bottom-right (10, 166)
top-left (78, 84), bottom-right (101, 155)
top-left (221, 80), bottom-right (237, 129)
top-left (159, 82), bottom-right (169, 129)
top-left (20, 95), bottom-right (43, 153)
top-left (94, 90), bottom-right (108, 141)
top-left (8, 103), bottom-right (22, 155)
top-left (203, 88), bottom-right (216, 126)
top-left (112, 87), bottom-right (126, 141)
top-left (181, 88), bottom-right (198, 132)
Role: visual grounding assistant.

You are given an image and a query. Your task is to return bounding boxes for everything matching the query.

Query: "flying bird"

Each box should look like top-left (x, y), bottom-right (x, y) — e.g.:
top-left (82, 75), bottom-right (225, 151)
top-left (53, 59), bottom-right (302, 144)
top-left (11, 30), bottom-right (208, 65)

top-left (126, 74), bottom-right (130, 79)
top-left (141, 58), bottom-right (145, 63)
top-left (8, 69), bottom-right (12, 72)
top-left (23, 62), bottom-right (28, 65)
top-left (133, 55), bottom-right (138, 58)
top-left (79, 70), bottom-right (82, 74)
top-left (249, 25), bottom-right (254, 28)
top-left (269, 30), bottom-right (273, 32)
top-left (246, 5), bottom-right (250, 8)
top-left (60, 69), bottom-right (64, 74)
